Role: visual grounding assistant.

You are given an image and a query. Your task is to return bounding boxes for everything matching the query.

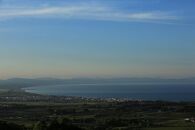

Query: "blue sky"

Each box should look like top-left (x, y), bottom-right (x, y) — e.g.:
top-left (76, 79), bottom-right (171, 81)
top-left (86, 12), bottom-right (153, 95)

top-left (0, 0), bottom-right (195, 79)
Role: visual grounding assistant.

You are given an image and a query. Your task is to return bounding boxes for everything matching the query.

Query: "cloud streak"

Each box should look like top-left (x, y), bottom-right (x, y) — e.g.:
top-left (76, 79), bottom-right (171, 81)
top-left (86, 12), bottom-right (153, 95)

top-left (0, 4), bottom-right (178, 23)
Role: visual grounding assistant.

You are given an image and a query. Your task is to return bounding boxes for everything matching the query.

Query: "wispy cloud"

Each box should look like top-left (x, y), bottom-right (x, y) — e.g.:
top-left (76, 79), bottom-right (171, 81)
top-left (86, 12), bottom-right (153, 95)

top-left (0, 3), bottom-right (179, 23)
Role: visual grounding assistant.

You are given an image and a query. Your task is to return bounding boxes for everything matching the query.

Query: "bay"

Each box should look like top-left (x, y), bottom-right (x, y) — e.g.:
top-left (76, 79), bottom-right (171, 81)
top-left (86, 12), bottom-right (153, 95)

top-left (23, 83), bottom-right (195, 101)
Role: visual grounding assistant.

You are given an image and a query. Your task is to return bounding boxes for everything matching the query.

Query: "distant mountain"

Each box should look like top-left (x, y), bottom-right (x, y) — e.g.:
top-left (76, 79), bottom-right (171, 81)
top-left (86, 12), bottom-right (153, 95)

top-left (0, 77), bottom-right (195, 90)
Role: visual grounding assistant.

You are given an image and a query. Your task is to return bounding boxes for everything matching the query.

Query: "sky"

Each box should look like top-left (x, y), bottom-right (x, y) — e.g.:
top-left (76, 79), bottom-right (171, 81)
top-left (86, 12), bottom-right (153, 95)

top-left (0, 0), bottom-right (195, 79)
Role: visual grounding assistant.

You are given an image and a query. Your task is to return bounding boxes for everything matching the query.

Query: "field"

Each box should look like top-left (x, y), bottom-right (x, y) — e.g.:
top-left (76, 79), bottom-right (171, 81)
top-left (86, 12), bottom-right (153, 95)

top-left (0, 91), bottom-right (195, 130)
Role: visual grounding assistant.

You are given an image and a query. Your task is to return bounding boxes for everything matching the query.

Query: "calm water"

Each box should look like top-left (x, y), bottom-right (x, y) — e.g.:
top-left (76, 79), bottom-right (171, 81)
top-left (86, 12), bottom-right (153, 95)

top-left (23, 83), bottom-right (195, 101)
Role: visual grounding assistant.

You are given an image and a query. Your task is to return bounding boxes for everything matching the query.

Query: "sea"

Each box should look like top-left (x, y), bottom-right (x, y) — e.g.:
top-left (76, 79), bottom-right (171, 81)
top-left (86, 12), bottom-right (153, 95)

top-left (23, 83), bottom-right (195, 101)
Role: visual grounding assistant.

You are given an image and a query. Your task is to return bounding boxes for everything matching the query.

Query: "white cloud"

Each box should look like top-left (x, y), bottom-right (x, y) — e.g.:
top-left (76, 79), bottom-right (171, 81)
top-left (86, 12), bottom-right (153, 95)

top-left (0, 4), bottom-right (178, 23)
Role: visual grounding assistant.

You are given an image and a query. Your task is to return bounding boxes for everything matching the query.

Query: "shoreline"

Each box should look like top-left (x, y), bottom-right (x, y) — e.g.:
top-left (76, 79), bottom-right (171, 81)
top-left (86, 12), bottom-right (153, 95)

top-left (0, 88), bottom-right (193, 103)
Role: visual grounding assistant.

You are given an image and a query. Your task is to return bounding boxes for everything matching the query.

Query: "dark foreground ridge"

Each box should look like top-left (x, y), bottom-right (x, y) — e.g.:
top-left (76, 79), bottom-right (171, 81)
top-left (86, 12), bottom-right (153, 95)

top-left (0, 91), bottom-right (195, 130)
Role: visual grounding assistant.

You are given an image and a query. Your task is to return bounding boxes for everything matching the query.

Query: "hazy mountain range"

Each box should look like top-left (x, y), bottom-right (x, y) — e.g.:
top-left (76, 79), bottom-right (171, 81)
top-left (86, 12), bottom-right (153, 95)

top-left (0, 77), bottom-right (195, 90)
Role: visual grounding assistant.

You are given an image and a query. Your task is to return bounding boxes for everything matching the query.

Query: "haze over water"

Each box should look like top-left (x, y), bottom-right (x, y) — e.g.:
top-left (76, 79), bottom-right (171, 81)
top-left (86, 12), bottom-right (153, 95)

top-left (1, 0), bottom-right (195, 102)
top-left (24, 82), bottom-right (195, 101)
top-left (0, 0), bottom-right (195, 79)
